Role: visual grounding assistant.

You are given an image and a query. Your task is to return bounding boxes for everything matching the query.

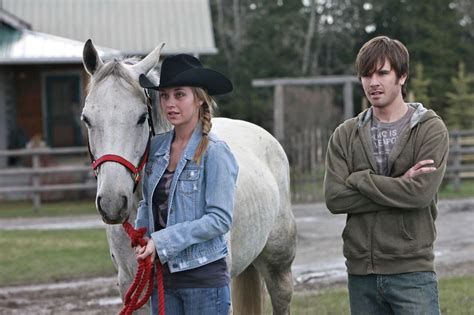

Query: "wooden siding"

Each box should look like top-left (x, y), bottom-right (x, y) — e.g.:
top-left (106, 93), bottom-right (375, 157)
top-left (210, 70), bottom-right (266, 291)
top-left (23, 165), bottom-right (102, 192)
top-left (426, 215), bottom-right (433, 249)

top-left (7, 64), bottom-right (87, 148)
top-left (15, 65), bottom-right (43, 138)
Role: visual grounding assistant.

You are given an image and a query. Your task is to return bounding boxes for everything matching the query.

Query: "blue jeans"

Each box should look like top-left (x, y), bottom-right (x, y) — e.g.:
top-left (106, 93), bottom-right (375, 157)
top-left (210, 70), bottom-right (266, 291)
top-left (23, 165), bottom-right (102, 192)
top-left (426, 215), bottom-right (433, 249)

top-left (150, 285), bottom-right (230, 315)
top-left (348, 272), bottom-right (440, 315)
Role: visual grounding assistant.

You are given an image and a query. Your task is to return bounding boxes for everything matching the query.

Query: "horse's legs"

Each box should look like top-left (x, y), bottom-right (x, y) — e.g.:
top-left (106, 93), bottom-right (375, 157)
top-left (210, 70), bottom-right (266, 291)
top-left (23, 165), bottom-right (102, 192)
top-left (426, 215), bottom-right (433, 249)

top-left (254, 214), bottom-right (297, 315)
top-left (254, 258), bottom-right (294, 315)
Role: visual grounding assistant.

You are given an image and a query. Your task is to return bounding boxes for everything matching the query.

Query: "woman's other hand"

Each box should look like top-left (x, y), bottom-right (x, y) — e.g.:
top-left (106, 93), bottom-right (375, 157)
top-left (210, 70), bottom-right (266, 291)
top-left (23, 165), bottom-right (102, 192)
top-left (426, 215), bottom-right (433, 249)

top-left (136, 238), bottom-right (156, 263)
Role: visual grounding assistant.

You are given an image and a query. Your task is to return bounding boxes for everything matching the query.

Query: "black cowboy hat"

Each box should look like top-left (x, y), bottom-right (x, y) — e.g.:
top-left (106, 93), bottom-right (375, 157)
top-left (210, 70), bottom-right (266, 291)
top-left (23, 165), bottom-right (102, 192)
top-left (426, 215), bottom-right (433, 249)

top-left (139, 54), bottom-right (233, 95)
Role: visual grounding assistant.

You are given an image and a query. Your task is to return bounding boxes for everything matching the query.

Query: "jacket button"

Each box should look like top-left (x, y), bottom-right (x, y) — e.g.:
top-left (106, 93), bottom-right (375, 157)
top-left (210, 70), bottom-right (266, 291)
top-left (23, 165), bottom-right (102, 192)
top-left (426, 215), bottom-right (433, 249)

top-left (172, 263), bottom-right (178, 268)
top-left (169, 208), bottom-right (174, 213)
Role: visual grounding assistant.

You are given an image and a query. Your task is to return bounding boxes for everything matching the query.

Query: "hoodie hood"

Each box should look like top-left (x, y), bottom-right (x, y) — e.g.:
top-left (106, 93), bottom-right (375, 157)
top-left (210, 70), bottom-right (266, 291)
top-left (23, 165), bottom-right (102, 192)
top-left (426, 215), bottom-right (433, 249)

top-left (357, 102), bottom-right (439, 129)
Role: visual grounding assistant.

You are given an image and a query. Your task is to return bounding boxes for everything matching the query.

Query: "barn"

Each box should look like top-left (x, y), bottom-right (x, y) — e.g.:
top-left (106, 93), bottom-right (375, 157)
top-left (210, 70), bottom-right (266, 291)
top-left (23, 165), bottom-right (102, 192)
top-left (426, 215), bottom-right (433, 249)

top-left (0, 0), bottom-right (217, 163)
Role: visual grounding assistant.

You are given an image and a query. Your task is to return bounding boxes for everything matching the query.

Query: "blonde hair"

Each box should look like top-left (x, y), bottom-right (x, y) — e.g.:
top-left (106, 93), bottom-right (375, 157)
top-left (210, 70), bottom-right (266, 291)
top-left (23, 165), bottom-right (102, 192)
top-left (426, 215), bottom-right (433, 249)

top-left (191, 87), bottom-right (217, 164)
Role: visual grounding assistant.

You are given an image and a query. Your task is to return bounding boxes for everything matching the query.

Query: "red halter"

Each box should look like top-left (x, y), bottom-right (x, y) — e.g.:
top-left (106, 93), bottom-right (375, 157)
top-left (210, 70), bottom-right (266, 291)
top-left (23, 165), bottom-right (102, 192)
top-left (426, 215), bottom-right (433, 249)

top-left (89, 132), bottom-right (151, 192)
top-left (88, 91), bottom-right (155, 192)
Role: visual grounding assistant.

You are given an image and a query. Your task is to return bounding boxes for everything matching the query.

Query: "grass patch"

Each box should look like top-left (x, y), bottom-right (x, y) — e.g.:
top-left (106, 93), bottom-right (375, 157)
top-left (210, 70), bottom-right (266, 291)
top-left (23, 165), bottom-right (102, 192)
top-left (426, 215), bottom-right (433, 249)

top-left (0, 227), bottom-right (473, 314)
top-left (0, 229), bottom-right (115, 286)
top-left (439, 179), bottom-right (474, 199)
top-left (290, 172), bottom-right (474, 203)
top-left (291, 168), bottom-right (325, 203)
top-left (439, 276), bottom-right (474, 314)
top-left (0, 199), bottom-right (97, 218)
top-left (276, 287), bottom-right (350, 315)
top-left (263, 276), bottom-right (474, 314)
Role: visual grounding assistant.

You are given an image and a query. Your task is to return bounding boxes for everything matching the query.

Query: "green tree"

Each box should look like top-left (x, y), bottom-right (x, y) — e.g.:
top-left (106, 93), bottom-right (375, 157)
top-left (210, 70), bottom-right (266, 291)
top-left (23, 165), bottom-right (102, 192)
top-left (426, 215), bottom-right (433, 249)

top-left (205, 0), bottom-right (369, 128)
top-left (359, 0), bottom-right (473, 114)
top-left (445, 62), bottom-right (474, 129)
top-left (204, 0), bottom-right (473, 128)
top-left (409, 63), bottom-right (431, 107)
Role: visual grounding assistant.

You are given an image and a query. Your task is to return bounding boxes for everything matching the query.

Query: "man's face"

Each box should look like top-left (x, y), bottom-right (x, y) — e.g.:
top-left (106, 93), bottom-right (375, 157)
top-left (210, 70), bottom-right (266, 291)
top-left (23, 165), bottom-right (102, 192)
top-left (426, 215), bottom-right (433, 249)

top-left (361, 59), bottom-right (407, 109)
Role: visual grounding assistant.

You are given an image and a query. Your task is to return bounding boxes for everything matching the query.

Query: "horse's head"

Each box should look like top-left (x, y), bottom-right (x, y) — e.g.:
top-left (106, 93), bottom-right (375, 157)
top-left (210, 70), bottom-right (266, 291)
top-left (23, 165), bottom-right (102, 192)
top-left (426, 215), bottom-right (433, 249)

top-left (82, 40), bottom-right (164, 224)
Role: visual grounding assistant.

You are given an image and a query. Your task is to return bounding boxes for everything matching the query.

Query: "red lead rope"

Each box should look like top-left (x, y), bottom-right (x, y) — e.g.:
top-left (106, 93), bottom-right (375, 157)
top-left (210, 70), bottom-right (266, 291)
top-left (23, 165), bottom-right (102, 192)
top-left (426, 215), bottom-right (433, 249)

top-left (120, 221), bottom-right (165, 315)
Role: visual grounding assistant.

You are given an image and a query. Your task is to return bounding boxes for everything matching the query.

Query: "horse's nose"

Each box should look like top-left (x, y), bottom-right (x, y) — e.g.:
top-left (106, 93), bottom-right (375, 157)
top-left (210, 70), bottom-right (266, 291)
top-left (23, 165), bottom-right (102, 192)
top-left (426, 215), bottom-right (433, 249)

top-left (96, 195), bottom-right (128, 224)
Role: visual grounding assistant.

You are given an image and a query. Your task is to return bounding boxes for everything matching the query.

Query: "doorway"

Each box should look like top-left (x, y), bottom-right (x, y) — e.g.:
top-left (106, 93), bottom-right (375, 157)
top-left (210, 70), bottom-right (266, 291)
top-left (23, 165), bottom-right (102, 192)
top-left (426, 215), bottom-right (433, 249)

top-left (43, 73), bottom-right (83, 147)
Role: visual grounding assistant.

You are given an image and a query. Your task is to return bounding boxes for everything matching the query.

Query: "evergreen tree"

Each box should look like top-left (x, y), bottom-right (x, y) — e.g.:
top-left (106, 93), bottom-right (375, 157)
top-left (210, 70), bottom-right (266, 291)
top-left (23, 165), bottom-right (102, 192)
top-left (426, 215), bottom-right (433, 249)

top-left (204, 0), bottom-right (474, 129)
top-left (409, 63), bottom-right (431, 107)
top-left (360, 0), bottom-right (473, 114)
top-left (445, 62), bottom-right (474, 129)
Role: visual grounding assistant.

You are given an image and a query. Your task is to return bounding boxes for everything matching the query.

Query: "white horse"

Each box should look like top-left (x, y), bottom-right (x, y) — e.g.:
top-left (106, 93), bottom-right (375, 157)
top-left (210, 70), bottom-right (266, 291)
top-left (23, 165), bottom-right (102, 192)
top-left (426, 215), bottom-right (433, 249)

top-left (82, 40), bottom-right (297, 314)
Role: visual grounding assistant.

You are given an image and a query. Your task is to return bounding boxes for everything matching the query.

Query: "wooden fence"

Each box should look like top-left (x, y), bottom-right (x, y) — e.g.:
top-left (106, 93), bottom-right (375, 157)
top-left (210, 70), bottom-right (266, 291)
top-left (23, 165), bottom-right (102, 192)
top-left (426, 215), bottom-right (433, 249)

top-left (0, 129), bottom-right (473, 208)
top-left (0, 147), bottom-right (96, 210)
top-left (287, 129), bottom-right (474, 203)
top-left (446, 130), bottom-right (474, 191)
top-left (285, 128), bottom-right (331, 203)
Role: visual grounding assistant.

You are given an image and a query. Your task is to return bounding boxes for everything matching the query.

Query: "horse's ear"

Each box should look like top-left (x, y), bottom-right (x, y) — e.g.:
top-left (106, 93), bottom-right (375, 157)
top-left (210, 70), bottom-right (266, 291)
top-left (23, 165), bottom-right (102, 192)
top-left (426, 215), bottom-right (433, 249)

top-left (132, 42), bottom-right (165, 75)
top-left (83, 39), bottom-right (104, 76)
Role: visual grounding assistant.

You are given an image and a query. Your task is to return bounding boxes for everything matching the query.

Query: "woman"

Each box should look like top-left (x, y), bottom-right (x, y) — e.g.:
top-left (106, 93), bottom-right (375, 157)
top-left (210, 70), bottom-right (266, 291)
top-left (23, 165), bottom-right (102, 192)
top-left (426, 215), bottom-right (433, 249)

top-left (135, 54), bottom-right (238, 315)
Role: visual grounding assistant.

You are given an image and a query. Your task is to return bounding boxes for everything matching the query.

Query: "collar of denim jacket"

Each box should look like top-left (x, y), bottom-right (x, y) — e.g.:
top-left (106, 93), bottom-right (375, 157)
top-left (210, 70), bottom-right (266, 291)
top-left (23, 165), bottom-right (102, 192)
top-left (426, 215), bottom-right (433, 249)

top-left (154, 122), bottom-right (203, 161)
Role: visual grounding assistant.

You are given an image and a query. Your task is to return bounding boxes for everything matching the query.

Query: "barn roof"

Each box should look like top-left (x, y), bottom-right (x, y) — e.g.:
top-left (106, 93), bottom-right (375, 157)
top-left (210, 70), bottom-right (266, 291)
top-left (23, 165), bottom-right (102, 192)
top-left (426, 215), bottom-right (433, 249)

top-left (0, 8), bottom-right (30, 30)
top-left (0, 26), bottom-right (120, 64)
top-left (0, 0), bottom-right (217, 56)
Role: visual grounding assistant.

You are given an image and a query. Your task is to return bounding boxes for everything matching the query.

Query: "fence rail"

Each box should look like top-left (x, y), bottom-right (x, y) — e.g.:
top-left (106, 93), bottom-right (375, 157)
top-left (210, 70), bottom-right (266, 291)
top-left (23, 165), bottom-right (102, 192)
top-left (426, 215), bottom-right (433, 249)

top-left (288, 129), bottom-right (474, 203)
top-left (1, 129), bottom-right (473, 208)
top-left (446, 130), bottom-right (474, 191)
top-left (0, 147), bottom-right (95, 210)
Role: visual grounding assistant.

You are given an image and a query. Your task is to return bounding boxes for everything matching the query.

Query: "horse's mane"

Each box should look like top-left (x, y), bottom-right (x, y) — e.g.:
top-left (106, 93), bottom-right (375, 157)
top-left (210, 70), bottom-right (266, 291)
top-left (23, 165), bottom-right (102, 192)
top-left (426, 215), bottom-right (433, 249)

top-left (87, 57), bottom-right (146, 95)
top-left (87, 57), bottom-right (171, 133)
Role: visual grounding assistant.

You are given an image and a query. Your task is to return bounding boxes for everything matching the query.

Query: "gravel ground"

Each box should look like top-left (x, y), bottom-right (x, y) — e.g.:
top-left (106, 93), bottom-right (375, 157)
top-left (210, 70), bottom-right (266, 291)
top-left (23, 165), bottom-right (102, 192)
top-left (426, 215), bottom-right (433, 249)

top-left (1, 198), bottom-right (473, 314)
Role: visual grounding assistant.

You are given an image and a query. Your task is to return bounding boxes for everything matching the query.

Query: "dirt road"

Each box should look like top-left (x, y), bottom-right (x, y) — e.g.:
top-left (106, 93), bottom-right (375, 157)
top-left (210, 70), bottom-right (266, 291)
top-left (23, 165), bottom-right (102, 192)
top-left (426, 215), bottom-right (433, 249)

top-left (293, 198), bottom-right (474, 290)
top-left (1, 198), bottom-right (473, 314)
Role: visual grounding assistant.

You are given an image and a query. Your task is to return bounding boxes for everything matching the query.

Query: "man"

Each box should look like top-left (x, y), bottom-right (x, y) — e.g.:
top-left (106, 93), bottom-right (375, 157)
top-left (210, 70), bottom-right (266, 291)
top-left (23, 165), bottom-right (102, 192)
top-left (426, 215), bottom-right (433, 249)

top-left (324, 35), bottom-right (449, 314)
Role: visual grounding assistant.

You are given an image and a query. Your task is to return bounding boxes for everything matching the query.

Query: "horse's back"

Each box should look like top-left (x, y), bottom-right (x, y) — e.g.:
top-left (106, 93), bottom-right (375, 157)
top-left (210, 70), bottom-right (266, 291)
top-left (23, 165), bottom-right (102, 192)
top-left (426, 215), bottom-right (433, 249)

top-left (212, 118), bottom-right (292, 275)
top-left (213, 118), bottom-right (290, 192)
top-left (212, 117), bottom-right (289, 208)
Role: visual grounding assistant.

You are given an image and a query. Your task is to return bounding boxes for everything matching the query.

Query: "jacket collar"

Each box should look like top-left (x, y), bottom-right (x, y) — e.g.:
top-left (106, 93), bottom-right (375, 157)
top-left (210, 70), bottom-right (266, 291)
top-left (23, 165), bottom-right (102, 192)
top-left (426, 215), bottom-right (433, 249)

top-left (357, 102), bottom-right (429, 129)
top-left (154, 123), bottom-right (203, 160)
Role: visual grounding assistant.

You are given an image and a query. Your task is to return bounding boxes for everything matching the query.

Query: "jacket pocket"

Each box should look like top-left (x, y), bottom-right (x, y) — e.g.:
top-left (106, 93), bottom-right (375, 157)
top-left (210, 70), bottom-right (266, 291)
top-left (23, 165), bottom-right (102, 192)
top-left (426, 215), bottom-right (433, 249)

top-left (400, 210), bottom-right (436, 248)
top-left (374, 210), bottom-right (435, 256)
top-left (342, 213), bottom-right (372, 259)
top-left (178, 169), bottom-right (200, 195)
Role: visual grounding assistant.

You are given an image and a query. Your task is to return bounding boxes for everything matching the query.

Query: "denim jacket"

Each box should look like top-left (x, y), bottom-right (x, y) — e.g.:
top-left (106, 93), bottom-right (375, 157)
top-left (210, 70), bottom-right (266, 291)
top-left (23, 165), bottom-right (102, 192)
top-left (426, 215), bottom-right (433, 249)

top-left (135, 124), bottom-right (238, 273)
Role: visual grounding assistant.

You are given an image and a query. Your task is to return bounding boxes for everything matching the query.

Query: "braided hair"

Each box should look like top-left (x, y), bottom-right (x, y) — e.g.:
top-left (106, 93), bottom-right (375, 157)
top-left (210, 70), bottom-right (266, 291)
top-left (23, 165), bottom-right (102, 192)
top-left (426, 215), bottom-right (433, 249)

top-left (191, 87), bottom-right (217, 164)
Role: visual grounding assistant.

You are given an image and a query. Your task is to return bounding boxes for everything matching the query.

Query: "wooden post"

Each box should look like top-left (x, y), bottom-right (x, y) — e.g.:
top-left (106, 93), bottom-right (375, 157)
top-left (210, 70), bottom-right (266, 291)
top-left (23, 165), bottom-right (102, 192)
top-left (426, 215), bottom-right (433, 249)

top-left (452, 132), bottom-right (461, 192)
top-left (0, 70), bottom-right (8, 168)
top-left (274, 84), bottom-right (285, 146)
top-left (343, 82), bottom-right (354, 119)
top-left (310, 128), bottom-right (316, 173)
top-left (252, 75), bottom-right (360, 140)
top-left (32, 152), bottom-right (41, 211)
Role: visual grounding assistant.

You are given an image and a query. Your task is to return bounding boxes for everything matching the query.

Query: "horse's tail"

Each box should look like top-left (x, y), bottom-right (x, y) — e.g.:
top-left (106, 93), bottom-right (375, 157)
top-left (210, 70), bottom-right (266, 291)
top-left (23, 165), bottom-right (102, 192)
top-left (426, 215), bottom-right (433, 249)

top-left (231, 264), bottom-right (263, 315)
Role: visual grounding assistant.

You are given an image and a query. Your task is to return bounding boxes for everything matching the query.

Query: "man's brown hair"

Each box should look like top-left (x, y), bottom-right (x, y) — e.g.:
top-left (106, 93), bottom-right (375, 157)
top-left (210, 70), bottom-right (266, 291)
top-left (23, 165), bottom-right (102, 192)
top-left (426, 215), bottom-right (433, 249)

top-left (355, 36), bottom-right (410, 98)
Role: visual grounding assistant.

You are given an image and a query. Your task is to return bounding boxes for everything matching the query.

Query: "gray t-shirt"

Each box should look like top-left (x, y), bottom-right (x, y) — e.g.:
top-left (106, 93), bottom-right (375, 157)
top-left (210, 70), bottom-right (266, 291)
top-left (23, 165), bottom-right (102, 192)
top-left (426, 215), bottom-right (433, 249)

top-left (370, 107), bottom-right (414, 175)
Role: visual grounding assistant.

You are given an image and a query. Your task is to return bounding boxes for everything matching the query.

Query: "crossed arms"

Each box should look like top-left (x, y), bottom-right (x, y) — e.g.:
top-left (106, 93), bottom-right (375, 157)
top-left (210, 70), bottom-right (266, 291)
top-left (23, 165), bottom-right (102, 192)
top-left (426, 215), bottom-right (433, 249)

top-left (324, 118), bottom-right (449, 214)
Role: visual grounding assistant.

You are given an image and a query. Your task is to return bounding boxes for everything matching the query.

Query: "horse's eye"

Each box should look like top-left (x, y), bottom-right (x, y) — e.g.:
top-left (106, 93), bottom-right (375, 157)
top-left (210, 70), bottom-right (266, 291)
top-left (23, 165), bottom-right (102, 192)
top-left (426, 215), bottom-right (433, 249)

top-left (137, 114), bottom-right (147, 125)
top-left (81, 114), bottom-right (91, 127)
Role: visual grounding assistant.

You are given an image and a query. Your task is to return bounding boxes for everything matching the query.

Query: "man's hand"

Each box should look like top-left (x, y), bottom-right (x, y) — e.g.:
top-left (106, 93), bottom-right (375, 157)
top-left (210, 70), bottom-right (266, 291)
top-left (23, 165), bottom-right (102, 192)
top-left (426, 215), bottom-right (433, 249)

top-left (402, 160), bottom-right (436, 179)
top-left (136, 238), bottom-right (156, 263)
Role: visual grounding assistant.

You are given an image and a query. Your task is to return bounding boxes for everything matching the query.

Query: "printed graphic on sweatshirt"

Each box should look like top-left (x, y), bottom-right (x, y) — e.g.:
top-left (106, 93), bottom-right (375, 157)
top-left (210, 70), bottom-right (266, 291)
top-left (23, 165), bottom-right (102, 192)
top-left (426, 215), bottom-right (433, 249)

top-left (370, 107), bottom-right (414, 175)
